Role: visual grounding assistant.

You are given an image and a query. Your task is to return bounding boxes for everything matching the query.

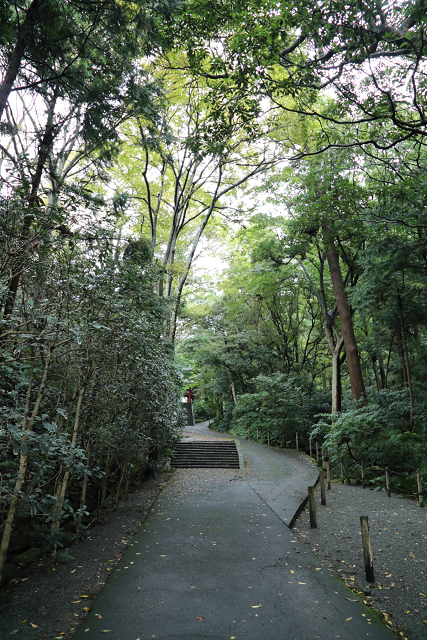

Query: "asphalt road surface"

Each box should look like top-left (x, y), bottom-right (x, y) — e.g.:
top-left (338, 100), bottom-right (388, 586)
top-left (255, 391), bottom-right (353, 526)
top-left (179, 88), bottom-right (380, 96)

top-left (72, 423), bottom-right (396, 640)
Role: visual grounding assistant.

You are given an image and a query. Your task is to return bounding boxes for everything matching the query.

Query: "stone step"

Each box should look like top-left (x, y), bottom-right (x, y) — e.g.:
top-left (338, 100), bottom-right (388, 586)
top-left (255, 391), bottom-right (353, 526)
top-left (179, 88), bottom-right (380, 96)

top-left (171, 441), bottom-right (240, 469)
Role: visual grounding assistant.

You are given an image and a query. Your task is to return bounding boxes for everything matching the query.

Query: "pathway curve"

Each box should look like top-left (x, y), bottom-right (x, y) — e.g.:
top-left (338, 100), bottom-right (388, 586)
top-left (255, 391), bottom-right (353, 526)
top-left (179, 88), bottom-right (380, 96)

top-left (72, 423), bottom-right (395, 640)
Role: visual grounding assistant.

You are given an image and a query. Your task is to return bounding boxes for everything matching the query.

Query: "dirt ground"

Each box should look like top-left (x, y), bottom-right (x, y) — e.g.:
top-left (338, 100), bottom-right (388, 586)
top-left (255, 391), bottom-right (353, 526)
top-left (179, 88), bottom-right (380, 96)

top-left (0, 473), bottom-right (171, 639)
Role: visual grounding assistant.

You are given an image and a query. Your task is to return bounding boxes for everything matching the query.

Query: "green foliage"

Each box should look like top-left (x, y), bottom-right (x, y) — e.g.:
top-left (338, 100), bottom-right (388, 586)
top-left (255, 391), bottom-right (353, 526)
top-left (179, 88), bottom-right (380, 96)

top-left (312, 389), bottom-right (427, 473)
top-left (224, 373), bottom-right (328, 448)
top-left (0, 210), bottom-right (182, 553)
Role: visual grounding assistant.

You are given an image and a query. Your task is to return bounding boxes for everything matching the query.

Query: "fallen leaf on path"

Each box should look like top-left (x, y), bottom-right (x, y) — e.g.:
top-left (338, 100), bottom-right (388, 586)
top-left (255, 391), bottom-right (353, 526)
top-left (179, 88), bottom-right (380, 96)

top-left (251, 605), bottom-right (261, 608)
top-left (159, 555), bottom-right (167, 557)
top-left (31, 623), bottom-right (38, 628)
top-left (100, 630), bottom-right (111, 633)
top-left (346, 617), bottom-right (352, 621)
top-left (196, 617), bottom-right (205, 620)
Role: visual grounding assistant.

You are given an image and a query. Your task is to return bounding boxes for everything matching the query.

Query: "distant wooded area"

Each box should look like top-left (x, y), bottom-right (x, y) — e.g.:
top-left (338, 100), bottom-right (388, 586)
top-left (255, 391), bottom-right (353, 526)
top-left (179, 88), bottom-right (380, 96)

top-left (1, 0), bottom-right (427, 583)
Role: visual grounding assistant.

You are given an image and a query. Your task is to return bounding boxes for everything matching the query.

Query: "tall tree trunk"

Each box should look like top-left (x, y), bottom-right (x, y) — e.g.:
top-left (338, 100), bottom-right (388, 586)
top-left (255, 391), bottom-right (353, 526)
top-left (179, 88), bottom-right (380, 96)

top-left (372, 355), bottom-right (382, 391)
top-left (378, 352), bottom-right (387, 389)
top-left (229, 373), bottom-right (237, 405)
top-left (3, 92), bottom-right (57, 319)
top-left (326, 330), bottom-right (344, 414)
top-left (51, 385), bottom-right (85, 557)
top-left (0, 0), bottom-right (45, 121)
top-left (0, 343), bottom-right (52, 584)
top-left (76, 447), bottom-right (90, 535)
top-left (323, 225), bottom-right (366, 402)
top-left (398, 295), bottom-right (414, 430)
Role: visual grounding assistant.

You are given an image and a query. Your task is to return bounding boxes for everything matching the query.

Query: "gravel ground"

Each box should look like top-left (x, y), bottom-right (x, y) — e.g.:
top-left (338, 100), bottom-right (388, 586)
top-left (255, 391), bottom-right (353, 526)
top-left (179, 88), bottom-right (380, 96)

top-left (294, 482), bottom-right (427, 640)
top-left (0, 473), bottom-right (171, 639)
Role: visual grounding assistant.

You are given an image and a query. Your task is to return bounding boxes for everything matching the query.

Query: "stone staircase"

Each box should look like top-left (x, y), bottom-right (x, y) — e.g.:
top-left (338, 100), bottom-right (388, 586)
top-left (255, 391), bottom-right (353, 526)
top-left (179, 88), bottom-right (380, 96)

top-left (171, 440), bottom-right (241, 469)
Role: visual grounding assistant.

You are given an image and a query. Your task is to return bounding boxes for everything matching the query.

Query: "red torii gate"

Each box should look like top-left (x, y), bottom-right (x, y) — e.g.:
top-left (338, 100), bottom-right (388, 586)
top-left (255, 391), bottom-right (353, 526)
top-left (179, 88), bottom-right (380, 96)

top-left (183, 387), bottom-right (196, 404)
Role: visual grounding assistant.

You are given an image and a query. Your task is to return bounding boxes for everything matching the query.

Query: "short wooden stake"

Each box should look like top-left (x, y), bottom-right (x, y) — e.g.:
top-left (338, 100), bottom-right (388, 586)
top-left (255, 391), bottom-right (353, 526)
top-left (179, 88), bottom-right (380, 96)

top-left (319, 469), bottom-right (326, 506)
top-left (256, 427), bottom-right (259, 443)
top-left (361, 461), bottom-right (365, 489)
top-left (309, 438), bottom-right (312, 458)
top-left (325, 456), bottom-right (331, 490)
top-left (296, 432), bottom-right (299, 451)
top-left (316, 442), bottom-right (319, 464)
top-left (385, 466), bottom-right (391, 497)
top-left (360, 516), bottom-right (375, 583)
top-left (340, 460), bottom-right (344, 484)
top-left (308, 486), bottom-right (317, 528)
top-left (417, 471), bottom-right (424, 507)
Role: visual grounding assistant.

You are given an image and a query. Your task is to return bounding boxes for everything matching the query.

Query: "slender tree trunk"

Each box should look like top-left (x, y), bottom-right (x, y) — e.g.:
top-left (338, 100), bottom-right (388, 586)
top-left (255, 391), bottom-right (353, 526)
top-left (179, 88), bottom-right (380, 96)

top-left (398, 295), bottom-right (414, 430)
top-left (51, 385), bottom-right (85, 556)
top-left (325, 325), bottom-right (344, 414)
top-left (372, 355), bottom-right (382, 391)
top-left (378, 352), bottom-right (387, 389)
top-left (229, 374), bottom-right (237, 405)
top-left (0, 0), bottom-right (45, 121)
top-left (98, 446), bottom-right (112, 516)
top-left (114, 454), bottom-right (129, 507)
top-left (323, 225), bottom-right (365, 402)
top-left (331, 341), bottom-right (343, 414)
top-left (0, 344), bottom-right (52, 584)
top-left (76, 446), bottom-right (90, 535)
top-left (3, 92), bottom-right (57, 319)
top-left (124, 461), bottom-right (132, 500)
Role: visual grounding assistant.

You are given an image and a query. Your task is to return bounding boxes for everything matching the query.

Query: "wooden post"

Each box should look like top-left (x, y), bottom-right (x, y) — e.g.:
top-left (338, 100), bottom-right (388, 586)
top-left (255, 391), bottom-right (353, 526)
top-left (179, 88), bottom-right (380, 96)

top-left (340, 460), bottom-right (344, 484)
top-left (319, 469), bottom-right (326, 506)
top-left (308, 486), bottom-right (317, 528)
top-left (417, 471), bottom-right (424, 507)
top-left (296, 432), bottom-right (299, 451)
top-left (385, 466), bottom-right (391, 497)
top-left (325, 456), bottom-right (331, 490)
top-left (316, 442), bottom-right (319, 465)
top-left (256, 427), bottom-right (259, 443)
top-left (360, 516), bottom-right (375, 583)
top-left (309, 438), bottom-right (312, 458)
top-left (361, 461), bottom-right (365, 489)
top-left (248, 426), bottom-right (250, 441)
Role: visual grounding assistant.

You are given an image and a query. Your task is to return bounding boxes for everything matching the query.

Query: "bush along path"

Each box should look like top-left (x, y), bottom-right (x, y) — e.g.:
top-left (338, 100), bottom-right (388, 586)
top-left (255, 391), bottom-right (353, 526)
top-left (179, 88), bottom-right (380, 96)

top-left (0, 474), bottom-right (171, 639)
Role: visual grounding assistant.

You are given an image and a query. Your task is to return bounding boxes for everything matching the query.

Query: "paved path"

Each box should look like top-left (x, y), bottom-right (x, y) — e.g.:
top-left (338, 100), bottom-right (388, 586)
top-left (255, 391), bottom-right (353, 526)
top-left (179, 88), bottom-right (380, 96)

top-left (72, 424), bottom-right (396, 640)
